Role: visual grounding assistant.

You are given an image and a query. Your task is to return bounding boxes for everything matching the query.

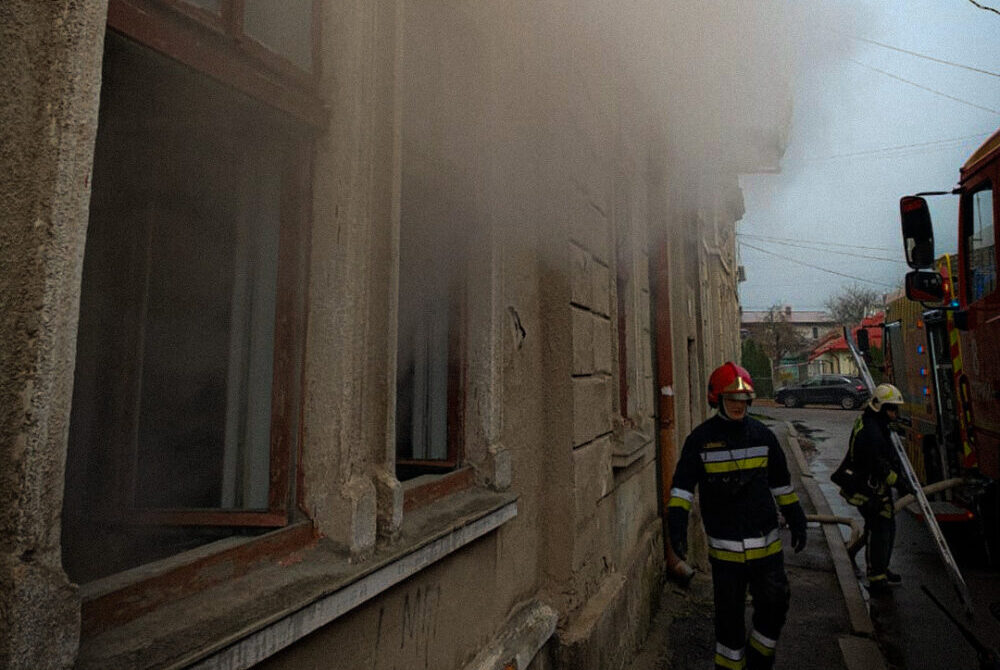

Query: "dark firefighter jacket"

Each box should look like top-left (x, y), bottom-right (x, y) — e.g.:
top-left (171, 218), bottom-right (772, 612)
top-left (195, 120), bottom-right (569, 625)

top-left (667, 414), bottom-right (805, 563)
top-left (835, 408), bottom-right (905, 514)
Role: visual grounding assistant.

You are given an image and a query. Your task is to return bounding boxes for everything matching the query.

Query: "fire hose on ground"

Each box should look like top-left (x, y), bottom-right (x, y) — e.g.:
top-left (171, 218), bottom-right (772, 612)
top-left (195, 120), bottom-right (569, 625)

top-left (805, 477), bottom-right (965, 564)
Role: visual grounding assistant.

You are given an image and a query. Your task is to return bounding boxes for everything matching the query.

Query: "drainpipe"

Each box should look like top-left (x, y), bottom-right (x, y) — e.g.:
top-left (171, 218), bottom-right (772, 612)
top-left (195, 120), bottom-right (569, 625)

top-left (650, 236), bottom-right (694, 582)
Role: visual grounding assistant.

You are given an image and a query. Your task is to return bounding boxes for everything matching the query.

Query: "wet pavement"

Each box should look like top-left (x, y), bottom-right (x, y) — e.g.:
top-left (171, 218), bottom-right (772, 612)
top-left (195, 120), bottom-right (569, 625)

top-left (765, 405), bottom-right (1000, 670)
top-left (632, 403), bottom-right (1000, 670)
top-left (631, 413), bottom-right (869, 670)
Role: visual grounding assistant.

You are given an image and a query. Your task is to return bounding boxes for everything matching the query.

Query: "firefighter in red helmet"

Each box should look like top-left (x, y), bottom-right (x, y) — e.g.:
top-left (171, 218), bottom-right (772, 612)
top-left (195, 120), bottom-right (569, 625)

top-left (668, 362), bottom-right (808, 670)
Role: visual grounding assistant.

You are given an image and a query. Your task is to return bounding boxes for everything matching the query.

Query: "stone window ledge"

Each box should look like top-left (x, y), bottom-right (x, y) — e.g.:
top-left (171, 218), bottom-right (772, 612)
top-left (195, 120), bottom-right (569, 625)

top-left (611, 429), bottom-right (653, 470)
top-left (77, 488), bottom-right (518, 670)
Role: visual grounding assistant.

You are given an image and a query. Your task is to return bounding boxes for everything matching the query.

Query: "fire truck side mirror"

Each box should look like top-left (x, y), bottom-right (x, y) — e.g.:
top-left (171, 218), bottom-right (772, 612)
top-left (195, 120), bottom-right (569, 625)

top-left (900, 195), bottom-right (935, 269)
top-left (899, 195), bottom-right (934, 270)
top-left (856, 328), bottom-right (870, 354)
top-left (905, 270), bottom-right (945, 303)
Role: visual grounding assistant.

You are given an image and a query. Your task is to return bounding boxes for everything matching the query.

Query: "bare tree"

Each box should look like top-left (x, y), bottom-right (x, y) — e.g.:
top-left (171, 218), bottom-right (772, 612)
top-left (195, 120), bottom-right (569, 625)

top-left (824, 284), bottom-right (881, 327)
top-left (753, 305), bottom-right (807, 390)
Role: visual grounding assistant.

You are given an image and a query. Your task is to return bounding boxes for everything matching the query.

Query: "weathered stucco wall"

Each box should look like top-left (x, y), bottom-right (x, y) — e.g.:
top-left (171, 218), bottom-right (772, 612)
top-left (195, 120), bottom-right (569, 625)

top-left (300, 0), bottom-right (403, 554)
top-left (0, 2), bottom-right (108, 667)
top-left (0, 1), bottom-right (789, 668)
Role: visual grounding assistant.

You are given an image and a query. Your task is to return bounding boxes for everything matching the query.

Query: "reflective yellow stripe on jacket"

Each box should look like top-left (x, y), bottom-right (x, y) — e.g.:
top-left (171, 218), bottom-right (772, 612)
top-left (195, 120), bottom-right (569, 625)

top-left (700, 446), bottom-right (769, 473)
top-left (770, 484), bottom-right (799, 507)
top-left (707, 529), bottom-right (783, 563)
top-left (667, 487), bottom-right (694, 511)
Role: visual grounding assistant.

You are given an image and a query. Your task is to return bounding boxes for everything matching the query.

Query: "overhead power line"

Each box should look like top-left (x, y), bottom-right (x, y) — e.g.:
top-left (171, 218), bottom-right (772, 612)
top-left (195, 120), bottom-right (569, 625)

top-left (847, 34), bottom-right (1000, 79)
top-left (738, 232), bottom-right (896, 253)
top-left (796, 132), bottom-right (991, 163)
top-left (849, 58), bottom-right (1000, 115)
top-left (738, 241), bottom-right (899, 288)
top-left (737, 234), bottom-right (907, 263)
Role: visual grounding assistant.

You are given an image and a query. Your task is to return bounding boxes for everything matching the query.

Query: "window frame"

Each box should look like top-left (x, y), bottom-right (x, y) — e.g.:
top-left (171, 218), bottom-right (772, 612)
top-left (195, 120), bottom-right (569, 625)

top-left (129, 144), bottom-right (313, 528)
top-left (961, 177), bottom-right (997, 306)
top-left (72, 0), bottom-right (325, 637)
top-left (108, 0), bottom-right (325, 129)
top-left (68, 4), bottom-right (318, 541)
top-left (395, 285), bottom-right (468, 477)
top-left (394, 277), bottom-right (472, 512)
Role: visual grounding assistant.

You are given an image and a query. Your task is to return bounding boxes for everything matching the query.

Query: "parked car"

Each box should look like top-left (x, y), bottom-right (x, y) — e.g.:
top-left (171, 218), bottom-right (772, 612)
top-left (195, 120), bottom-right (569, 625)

top-left (774, 375), bottom-right (869, 409)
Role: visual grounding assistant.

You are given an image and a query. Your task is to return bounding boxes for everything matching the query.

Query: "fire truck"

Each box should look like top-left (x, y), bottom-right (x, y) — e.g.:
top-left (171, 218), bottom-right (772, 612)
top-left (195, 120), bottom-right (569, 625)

top-left (884, 256), bottom-right (975, 498)
top-left (897, 127), bottom-right (1000, 558)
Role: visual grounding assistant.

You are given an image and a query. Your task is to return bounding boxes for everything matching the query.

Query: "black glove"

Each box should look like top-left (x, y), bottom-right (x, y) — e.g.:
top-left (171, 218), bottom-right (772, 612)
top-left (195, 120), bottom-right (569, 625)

top-left (784, 502), bottom-right (808, 553)
top-left (667, 506), bottom-right (689, 561)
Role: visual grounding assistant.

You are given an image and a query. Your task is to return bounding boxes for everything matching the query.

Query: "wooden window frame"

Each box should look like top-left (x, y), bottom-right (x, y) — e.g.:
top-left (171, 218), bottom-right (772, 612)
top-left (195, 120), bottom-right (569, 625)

top-left (396, 295), bottom-right (471, 511)
top-left (107, 0), bottom-right (326, 129)
top-left (80, 7), bottom-right (317, 530)
top-left (617, 255), bottom-right (632, 422)
top-left (128, 146), bottom-right (313, 528)
top-left (616, 228), bottom-right (642, 427)
top-left (396, 294), bottom-right (468, 475)
top-left (69, 0), bottom-right (322, 630)
top-left (81, 521), bottom-right (315, 635)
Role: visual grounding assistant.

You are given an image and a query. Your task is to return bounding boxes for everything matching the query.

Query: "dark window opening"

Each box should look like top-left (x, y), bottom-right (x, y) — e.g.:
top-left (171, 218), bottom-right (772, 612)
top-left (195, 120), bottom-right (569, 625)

top-left (394, 195), bottom-right (466, 483)
top-left (62, 32), bottom-right (310, 583)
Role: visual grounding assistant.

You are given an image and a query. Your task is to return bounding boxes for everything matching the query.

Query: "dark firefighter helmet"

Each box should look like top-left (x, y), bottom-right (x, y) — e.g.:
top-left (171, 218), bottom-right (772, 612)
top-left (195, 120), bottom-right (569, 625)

top-left (707, 362), bottom-right (756, 408)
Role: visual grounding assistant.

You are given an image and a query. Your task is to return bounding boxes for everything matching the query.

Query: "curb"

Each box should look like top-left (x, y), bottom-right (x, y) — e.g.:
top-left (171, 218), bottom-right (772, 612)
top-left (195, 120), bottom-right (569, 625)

top-left (783, 422), bottom-right (887, 670)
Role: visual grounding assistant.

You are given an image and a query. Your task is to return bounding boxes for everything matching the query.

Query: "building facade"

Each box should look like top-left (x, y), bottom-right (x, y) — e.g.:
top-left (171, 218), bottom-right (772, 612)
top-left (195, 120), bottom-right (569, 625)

top-left (1, 2), bottom-right (791, 668)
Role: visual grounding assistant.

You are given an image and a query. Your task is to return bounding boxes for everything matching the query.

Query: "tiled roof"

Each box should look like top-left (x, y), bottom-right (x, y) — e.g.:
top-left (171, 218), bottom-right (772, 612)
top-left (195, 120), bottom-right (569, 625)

top-left (808, 313), bottom-right (884, 361)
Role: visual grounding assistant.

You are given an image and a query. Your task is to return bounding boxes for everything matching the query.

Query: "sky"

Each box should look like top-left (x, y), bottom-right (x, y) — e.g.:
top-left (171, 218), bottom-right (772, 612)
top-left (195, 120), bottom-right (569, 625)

top-left (737, 0), bottom-right (1000, 312)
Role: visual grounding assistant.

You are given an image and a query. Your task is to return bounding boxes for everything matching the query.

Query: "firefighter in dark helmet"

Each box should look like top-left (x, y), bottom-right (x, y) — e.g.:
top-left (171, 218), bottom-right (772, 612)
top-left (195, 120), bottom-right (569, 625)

top-left (835, 383), bottom-right (909, 594)
top-left (667, 362), bottom-right (808, 670)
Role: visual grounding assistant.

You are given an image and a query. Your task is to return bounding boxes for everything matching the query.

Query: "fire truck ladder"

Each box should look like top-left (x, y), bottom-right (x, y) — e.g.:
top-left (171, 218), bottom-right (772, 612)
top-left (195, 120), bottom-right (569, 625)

top-left (845, 327), bottom-right (974, 617)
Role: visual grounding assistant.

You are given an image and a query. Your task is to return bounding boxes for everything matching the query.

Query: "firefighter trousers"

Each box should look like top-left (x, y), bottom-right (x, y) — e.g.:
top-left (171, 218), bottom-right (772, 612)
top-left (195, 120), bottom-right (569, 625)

top-left (711, 553), bottom-right (790, 670)
top-left (861, 498), bottom-right (895, 583)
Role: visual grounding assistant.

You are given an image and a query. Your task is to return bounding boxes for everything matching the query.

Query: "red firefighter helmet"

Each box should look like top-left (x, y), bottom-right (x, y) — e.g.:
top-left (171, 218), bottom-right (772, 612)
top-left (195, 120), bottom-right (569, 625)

top-left (707, 362), bottom-right (756, 407)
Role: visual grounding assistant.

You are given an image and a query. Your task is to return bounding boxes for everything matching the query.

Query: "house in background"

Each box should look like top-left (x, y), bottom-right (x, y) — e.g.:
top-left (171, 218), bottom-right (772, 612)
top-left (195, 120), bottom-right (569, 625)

top-left (808, 313), bottom-right (885, 377)
top-left (741, 306), bottom-right (839, 388)
top-left (741, 305), bottom-right (838, 343)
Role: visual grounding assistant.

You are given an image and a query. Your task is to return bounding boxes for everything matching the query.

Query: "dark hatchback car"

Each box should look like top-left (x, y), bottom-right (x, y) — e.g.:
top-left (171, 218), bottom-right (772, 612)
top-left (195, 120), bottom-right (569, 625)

top-left (774, 375), bottom-right (870, 410)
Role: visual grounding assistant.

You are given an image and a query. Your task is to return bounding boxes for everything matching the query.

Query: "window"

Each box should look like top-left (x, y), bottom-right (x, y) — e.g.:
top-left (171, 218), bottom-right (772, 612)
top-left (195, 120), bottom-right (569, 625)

top-left (812, 327), bottom-right (818, 339)
top-left (107, 0), bottom-right (323, 126)
top-left (63, 2), bottom-right (318, 584)
top-left (885, 321), bottom-right (903, 386)
top-left (395, 211), bottom-right (467, 482)
top-left (965, 182), bottom-right (996, 304)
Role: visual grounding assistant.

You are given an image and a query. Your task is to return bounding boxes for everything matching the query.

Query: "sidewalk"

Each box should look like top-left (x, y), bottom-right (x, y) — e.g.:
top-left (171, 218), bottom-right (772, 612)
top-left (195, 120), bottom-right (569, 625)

top-left (631, 420), bottom-right (888, 670)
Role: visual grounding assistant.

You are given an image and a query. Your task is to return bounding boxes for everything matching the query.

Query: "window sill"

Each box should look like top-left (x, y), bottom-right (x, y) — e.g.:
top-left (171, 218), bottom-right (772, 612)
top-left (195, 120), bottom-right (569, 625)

top-left (611, 429), bottom-right (653, 470)
top-left (402, 465), bottom-right (475, 512)
top-left (76, 487), bottom-right (518, 670)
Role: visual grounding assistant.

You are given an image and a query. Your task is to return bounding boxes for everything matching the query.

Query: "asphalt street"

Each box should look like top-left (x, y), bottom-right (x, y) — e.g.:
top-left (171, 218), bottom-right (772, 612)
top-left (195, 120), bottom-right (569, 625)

top-left (632, 410), bottom-right (858, 670)
top-left (763, 404), bottom-right (1000, 670)
top-left (632, 403), bottom-right (1000, 670)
